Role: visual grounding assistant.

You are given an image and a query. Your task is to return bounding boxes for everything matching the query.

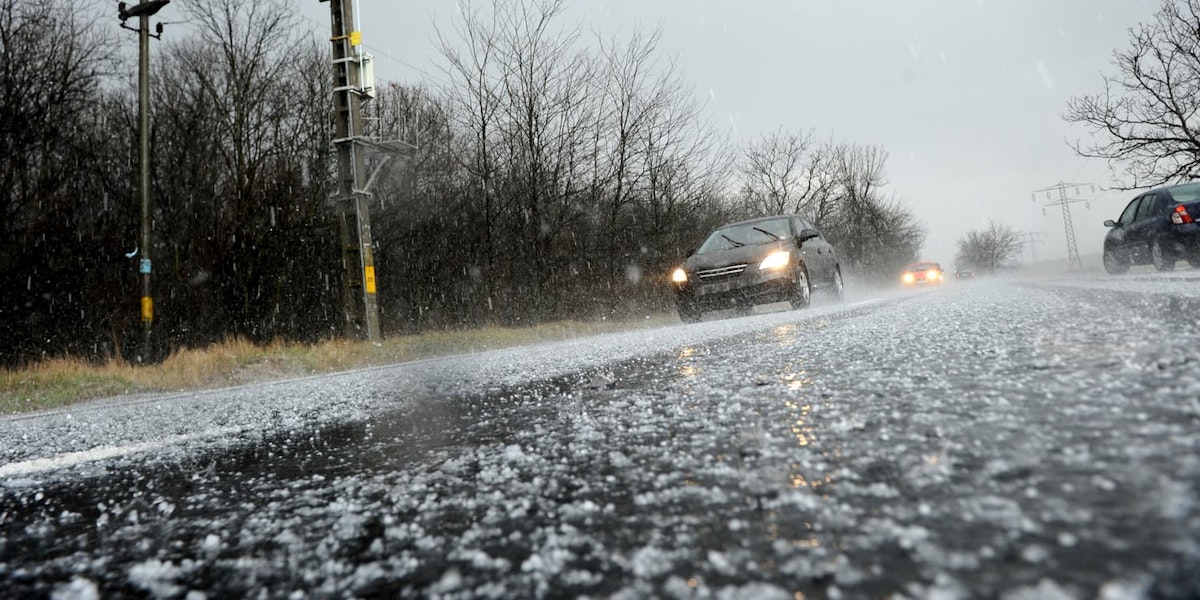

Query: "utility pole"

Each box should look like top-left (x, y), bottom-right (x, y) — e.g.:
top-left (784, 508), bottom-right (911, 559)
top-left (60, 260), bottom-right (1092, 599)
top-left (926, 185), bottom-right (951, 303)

top-left (118, 0), bottom-right (170, 361)
top-left (322, 0), bottom-right (381, 341)
top-left (1019, 230), bottom-right (1047, 263)
top-left (1032, 182), bottom-right (1093, 271)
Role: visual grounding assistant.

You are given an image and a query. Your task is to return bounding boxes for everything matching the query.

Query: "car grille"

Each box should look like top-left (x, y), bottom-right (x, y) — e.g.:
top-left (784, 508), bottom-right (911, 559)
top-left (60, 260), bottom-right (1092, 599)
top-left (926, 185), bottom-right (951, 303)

top-left (697, 264), bottom-right (747, 281)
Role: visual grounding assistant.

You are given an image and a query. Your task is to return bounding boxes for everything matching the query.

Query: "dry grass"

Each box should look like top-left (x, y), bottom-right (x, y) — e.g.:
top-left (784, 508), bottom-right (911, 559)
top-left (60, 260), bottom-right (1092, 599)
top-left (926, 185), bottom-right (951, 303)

top-left (0, 314), bottom-right (675, 414)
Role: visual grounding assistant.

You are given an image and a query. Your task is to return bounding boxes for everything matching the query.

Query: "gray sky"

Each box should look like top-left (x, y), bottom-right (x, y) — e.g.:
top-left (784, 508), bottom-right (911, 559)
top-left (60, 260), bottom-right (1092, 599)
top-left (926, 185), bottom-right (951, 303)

top-left (298, 0), bottom-right (1162, 266)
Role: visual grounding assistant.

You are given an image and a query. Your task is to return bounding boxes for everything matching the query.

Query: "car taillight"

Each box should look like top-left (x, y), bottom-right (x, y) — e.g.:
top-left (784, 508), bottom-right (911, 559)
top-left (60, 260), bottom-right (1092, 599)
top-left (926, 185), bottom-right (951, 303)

top-left (1172, 204), bottom-right (1194, 225)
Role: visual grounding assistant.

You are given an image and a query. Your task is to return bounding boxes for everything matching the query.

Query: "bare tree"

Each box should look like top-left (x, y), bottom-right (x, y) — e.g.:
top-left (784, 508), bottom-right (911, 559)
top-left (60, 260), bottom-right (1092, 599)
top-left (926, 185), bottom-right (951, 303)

top-left (1065, 0), bottom-right (1200, 187)
top-left (738, 128), bottom-right (836, 218)
top-left (436, 1), bottom-right (504, 278)
top-left (821, 143), bottom-right (925, 279)
top-left (955, 221), bottom-right (1023, 273)
top-left (155, 0), bottom-right (335, 342)
top-left (0, 0), bottom-right (121, 365)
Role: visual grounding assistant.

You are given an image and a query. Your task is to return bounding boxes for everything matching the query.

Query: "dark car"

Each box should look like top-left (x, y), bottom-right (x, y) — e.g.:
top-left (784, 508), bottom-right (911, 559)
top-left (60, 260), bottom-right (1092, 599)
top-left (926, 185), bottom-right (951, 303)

top-left (670, 215), bottom-right (843, 322)
top-left (1103, 181), bottom-right (1200, 273)
top-left (954, 267), bottom-right (976, 280)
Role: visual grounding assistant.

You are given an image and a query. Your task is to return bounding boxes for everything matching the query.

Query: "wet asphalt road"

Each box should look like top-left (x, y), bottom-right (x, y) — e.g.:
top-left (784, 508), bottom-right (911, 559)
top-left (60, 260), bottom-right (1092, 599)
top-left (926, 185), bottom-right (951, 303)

top-left (2, 276), bottom-right (1200, 599)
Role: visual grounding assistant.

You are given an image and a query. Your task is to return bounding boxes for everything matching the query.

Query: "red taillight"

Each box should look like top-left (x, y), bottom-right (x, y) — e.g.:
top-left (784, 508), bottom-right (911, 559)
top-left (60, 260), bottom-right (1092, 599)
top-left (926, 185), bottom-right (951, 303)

top-left (1172, 204), bottom-right (1194, 225)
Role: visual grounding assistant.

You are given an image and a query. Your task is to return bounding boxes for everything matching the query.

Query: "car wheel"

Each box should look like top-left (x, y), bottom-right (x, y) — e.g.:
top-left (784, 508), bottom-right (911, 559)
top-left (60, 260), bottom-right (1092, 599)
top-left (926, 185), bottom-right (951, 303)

top-left (827, 267), bottom-right (845, 303)
top-left (1103, 247), bottom-right (1128, 275)
top-left (790, 267), bottom-right (811, 309)
top-left (678, 304), bottom-right (701, 323)
top-left (1151, 240), bottom-right (1176, 272)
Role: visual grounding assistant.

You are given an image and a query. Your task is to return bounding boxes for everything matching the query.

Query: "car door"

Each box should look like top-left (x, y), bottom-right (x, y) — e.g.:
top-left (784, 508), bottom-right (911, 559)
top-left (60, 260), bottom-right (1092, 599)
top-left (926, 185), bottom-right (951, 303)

top-left (1140, 192), bottom-right (1173, 253)
top-left (1109, 195), bottom-right (1144, 260)
top-left (795, 217), bottom-right (833, 282)
top-left (1125, 192), bottom-right (1163, 263)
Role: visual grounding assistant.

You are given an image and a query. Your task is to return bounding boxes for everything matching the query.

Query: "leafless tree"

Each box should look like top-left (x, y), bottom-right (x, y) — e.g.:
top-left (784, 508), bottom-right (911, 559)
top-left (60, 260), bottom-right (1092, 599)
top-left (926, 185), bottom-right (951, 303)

top-left (436, 1), bottom-right (505, 275)
top-left (821, 143), bottom-right (925, 279)
top-left (1065, 0), bottom-right (1200, 187)
top-left (154, 0), bottom-right (337, 342)
top-left (738, 129), bottom-right (836, 219)
top-left (955, 221), bottom-right (1023, 273)
top-left (0, 0), bottom-right (121, 365)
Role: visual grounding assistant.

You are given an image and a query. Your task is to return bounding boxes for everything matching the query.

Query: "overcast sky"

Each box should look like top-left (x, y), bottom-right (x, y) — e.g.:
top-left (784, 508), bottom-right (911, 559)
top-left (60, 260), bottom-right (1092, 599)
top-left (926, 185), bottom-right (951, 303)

top-left (295, 0), bottom-right (1163, 266)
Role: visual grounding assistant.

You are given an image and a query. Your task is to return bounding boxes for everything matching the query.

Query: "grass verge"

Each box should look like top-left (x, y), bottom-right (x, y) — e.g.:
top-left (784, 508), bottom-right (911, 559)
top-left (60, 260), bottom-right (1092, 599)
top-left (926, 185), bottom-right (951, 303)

top-left (1, 314), bottom-right (676, 415)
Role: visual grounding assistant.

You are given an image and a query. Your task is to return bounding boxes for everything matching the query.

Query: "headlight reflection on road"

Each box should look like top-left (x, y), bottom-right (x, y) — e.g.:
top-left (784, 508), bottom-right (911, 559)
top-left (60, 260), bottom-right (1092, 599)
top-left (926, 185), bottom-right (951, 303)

top-left (781, 371), bottom-right (835, 495)
top-left (772, 323), bottom-right (799, 346)
top-left (677, 346), bottom-right (700, 379)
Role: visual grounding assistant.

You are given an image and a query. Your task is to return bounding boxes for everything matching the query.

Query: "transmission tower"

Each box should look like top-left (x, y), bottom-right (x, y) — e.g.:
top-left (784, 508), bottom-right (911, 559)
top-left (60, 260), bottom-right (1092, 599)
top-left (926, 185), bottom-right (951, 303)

top-left (1032, 182), bottom-right (1094, 271)
top-left (1019, 230), bottom-right (1047, 263)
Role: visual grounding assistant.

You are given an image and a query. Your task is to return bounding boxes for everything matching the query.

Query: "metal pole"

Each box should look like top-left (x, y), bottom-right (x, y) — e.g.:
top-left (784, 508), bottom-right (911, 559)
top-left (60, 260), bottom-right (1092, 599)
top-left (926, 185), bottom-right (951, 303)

top-left (119, 0), bottom-right (169, 361)
top-left (138, 10), bottom-right (153, 355)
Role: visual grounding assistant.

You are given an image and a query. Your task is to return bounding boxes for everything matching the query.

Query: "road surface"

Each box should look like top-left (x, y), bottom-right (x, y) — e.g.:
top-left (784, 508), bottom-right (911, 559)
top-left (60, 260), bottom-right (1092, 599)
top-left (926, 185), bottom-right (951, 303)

top-left (2, 274), bottom-right (1199, 598)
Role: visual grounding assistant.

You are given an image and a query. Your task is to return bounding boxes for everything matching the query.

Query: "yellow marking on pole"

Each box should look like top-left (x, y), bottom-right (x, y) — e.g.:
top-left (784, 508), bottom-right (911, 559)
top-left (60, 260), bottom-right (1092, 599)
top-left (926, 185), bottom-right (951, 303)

top-left (350, 31), bottom-right (362, 47)
top-left (141, 297), bottom-right (154, 322)
top-left (364, 266), bottom-right (376, 294)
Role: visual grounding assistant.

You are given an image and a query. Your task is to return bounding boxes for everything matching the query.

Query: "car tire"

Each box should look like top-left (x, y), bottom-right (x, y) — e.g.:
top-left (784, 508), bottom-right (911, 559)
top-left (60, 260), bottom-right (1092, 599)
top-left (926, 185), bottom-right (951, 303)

top-left (827, 267), bottom-right (845, 303)
top-left (1103, 248), bottom-right (1128, 275)
top-left (1151, 240), bottom-right (1176, 272)
top-left (790, 267), bottom-right (811, 309)
top-left (678, 304), bottom-right (701, 323)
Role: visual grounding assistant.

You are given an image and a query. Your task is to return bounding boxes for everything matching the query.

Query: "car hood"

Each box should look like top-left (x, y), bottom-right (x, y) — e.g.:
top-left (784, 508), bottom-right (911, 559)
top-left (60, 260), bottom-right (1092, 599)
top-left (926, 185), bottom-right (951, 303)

top-left (686, 241), bottom-right (790, 271)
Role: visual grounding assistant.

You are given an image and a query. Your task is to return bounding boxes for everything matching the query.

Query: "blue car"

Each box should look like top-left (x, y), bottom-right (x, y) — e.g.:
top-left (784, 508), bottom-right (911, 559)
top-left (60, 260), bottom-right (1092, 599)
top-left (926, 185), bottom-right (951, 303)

top-left (1103, 182), bottom-right (1200, 273)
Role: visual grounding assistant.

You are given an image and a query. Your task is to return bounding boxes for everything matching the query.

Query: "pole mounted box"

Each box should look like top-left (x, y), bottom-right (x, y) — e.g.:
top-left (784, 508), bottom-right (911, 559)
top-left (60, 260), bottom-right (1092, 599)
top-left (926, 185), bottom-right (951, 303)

top-left (360, 54), bottom-right (376, 99)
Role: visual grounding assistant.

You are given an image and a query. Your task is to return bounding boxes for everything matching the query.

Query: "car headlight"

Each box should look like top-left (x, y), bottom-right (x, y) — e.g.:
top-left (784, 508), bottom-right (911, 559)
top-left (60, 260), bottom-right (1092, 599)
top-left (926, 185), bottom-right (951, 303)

top-left (902, 272), bottom-right (915, 284)
top-left (758, 250), bottom-right (791, 271)
top-left (671, 268), bottom-right (688, 283)
top-left (926, 269), bottom-right (940, 280)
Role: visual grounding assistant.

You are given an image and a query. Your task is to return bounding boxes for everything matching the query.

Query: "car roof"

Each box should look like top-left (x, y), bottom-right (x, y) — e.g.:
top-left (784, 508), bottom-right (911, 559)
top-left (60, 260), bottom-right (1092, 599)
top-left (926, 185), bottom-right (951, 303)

top-left (906, 261), bottom-right (940, 269)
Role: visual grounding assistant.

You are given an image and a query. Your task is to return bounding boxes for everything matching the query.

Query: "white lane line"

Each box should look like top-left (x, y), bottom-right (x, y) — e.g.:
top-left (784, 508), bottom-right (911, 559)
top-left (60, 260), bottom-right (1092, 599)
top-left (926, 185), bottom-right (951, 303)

top-left (0, 426), bottom-right (244, 478)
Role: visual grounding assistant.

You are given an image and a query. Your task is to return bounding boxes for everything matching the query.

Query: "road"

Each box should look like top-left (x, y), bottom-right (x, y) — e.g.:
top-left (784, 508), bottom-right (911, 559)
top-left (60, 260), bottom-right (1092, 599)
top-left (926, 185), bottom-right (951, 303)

top-left (2, 274), bottom-right (1199, 599)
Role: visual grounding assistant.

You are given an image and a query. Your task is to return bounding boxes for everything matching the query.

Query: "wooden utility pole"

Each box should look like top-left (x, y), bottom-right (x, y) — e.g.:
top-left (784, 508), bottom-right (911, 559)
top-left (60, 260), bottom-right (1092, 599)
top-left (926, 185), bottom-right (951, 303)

top-left (322, 0), bottom-right (380, 341)
top-left (118, 0), bottom-right (170, 360)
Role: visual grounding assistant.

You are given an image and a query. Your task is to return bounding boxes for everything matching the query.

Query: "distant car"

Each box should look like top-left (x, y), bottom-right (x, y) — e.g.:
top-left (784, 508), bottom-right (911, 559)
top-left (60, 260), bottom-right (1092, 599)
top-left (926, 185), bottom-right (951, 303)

top-left (955, 268), bottom-right (976, 280)
top-left (1103, 181), bottom-right (1200, 273)
top-left (670, 215), bottom-right (844, 322)
top-left (901, 261), bottom-right (944, 286)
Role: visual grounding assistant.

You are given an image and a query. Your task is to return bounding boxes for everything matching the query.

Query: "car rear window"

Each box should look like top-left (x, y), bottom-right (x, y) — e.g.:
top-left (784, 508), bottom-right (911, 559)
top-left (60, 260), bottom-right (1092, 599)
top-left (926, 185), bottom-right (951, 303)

top-left (1168, 182), bottom-right (1200, 203)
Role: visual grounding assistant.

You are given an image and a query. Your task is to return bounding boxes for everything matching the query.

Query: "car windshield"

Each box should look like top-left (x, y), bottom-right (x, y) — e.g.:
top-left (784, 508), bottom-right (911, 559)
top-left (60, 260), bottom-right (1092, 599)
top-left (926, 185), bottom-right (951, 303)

top-left (696, 219), bottom-right (791, 254)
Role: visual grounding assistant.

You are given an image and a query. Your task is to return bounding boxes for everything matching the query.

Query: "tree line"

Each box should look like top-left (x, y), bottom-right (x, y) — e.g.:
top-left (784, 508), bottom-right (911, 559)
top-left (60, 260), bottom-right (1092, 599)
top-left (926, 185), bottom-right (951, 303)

top-left (1, 0), bottom-right (926, 368)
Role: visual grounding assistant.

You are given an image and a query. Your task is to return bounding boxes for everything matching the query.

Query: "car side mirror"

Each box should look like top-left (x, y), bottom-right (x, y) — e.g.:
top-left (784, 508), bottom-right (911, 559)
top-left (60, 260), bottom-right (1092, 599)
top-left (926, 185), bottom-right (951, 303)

top-left (797, 229), bottom-right (819, 243)
top-left (1103, 219), bottom-right (1117, 228)
top-left (686, 247), bottom-right (695, 257)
